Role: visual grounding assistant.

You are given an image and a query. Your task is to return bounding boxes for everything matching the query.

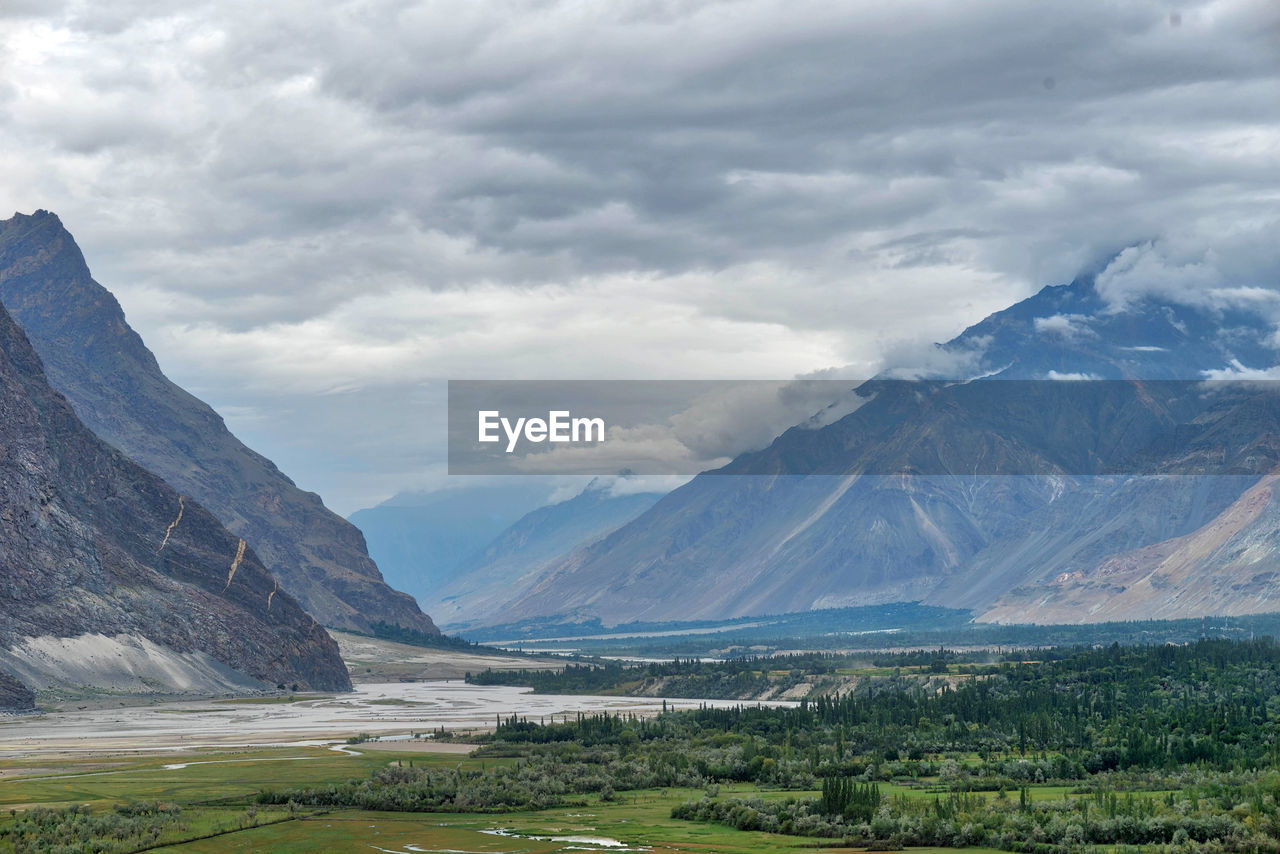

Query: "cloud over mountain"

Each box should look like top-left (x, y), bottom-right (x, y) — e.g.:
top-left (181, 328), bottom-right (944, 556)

top-left (2, 0), bottom-right (1277, 508)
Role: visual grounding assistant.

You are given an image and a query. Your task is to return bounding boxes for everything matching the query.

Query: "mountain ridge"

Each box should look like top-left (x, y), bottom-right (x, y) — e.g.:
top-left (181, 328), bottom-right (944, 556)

top-left (425, 480), bottom-right (666, 630)
top-left (0, 293), bottom-right (351, 702)
top-left (487, 275), bottom-right (1280, 626)
top-left (349, 481), bottom-right (554, 608)
top-left (0, 211), bottom-right (436, 635)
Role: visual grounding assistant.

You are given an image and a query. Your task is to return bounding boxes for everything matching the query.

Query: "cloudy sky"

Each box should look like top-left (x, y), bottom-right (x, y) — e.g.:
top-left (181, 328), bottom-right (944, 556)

top-left (1, 0), bottom-right (1278, 513)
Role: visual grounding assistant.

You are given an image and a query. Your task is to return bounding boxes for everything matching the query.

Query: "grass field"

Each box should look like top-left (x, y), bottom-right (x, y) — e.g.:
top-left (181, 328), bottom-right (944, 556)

top-left (0, 746), bottom-right (389, 809)
top-left (0, 743), bottom-right (1038, 852)
top-left (150, 806), bottom-right (1007, 853)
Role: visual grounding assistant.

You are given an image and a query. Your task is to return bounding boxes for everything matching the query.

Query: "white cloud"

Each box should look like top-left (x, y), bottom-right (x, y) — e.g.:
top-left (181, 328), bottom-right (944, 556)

top-left (1095, 218), bottom-right (1280, 313)
top-left (879, 336), bottom-right (995, 381)
top-left (1045, 370), bottom-right (1103, 381)
top-left (1035, 314), bottom-right (1097, 340)
top-left (1, 0), bottom-right (1278, 509)
top-left (1200, 359), bottom-right (1280, 381)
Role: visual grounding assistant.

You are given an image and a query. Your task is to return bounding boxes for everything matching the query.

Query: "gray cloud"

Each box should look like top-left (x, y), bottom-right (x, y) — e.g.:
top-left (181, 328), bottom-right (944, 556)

top-left (1, 0), bottom-right (1278, 512)
top-left (1096, 218), bottom-right (1280, 314)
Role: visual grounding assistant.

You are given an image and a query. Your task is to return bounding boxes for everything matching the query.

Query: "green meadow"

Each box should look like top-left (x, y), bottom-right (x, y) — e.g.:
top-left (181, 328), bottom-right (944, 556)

top-left (0, 744), bottom-right (1010, 853)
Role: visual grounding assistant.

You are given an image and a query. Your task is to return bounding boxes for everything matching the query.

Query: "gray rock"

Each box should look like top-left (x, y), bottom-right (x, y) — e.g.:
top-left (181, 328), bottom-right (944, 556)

top-left (0, 211), bottom-right (435, 635)
top-left (0, 271), bottom-right (351, 692)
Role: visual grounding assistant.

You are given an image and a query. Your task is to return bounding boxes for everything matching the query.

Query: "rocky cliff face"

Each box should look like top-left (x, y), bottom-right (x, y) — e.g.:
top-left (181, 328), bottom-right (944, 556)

top-left (493, 276), bottom-right (1280, 626)
top-left (0, 294), bottom-right (352, 697)
top-left (0, 670), bottom-right (34, 712)
top-left (978, 473), bottom-right (1280, 624)
top-left (0, 211), bottom-right (436, 635)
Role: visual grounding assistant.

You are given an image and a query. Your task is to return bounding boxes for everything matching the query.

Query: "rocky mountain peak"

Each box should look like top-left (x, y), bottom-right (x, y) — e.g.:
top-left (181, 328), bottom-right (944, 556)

top-left (478, 271), bottom-right (1280, 627)
top-left (0, 212), bottom-right (437, 635)
top-left (0, 295), bottom-right (352, 704)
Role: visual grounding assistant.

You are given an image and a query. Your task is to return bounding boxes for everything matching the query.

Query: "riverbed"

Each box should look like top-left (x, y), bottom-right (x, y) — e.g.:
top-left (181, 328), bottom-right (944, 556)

top-left (0, 681), bottom-right (776, 757)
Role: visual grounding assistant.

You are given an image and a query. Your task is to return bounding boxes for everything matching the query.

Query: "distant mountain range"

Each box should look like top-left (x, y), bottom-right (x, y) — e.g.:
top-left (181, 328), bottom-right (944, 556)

top-left (0, 292), bottom-right (350, 707)
top-left (468, 277), bottom-right (1280, 627)
top-left (0, 211), bottom-right (435, 636)
top-left (421, 479), bottom-right (666, 630)
top-left (349, 481), bottom-right (556, 607)
top-left (15, 204), bottom-right (1276, 655)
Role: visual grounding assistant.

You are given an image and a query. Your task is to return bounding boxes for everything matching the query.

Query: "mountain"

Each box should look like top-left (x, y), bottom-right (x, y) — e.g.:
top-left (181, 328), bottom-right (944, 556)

top-left (491, 275), bottom-right (1280, 626)
top-left (0, 671), bottom-right (34, 712)
top-left (0, 295), bottom-right (351, 706)
top-left (0, 211), bottom-right (435, 635)
top-left (422, 479), bottom-right (666, 630)
top-left (979, 474), bottom-right (1280, 623)
top-left (349, 481), bottom-right (554, 606)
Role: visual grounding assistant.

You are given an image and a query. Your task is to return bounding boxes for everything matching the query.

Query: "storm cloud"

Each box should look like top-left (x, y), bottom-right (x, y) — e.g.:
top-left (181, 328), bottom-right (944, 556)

top-left (1, 0), bottom-right (1278, 511)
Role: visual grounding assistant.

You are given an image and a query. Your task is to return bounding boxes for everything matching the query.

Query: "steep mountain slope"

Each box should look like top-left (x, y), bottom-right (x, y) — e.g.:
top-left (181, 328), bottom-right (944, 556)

top-left (0, 671), bottom-right (34, 712)
top-left (424, 480), bottom-right (665, 630)
top-left (0, 297), bottom-right (351, 700)
top-left (981, 474), bottom-right (1280, 623)
top-left (349, 482), bottom-right (553, 607)
top-left (494, 276), bottom-right (1280, 625)
top-left (0, 211), bottom-right (435, 635)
